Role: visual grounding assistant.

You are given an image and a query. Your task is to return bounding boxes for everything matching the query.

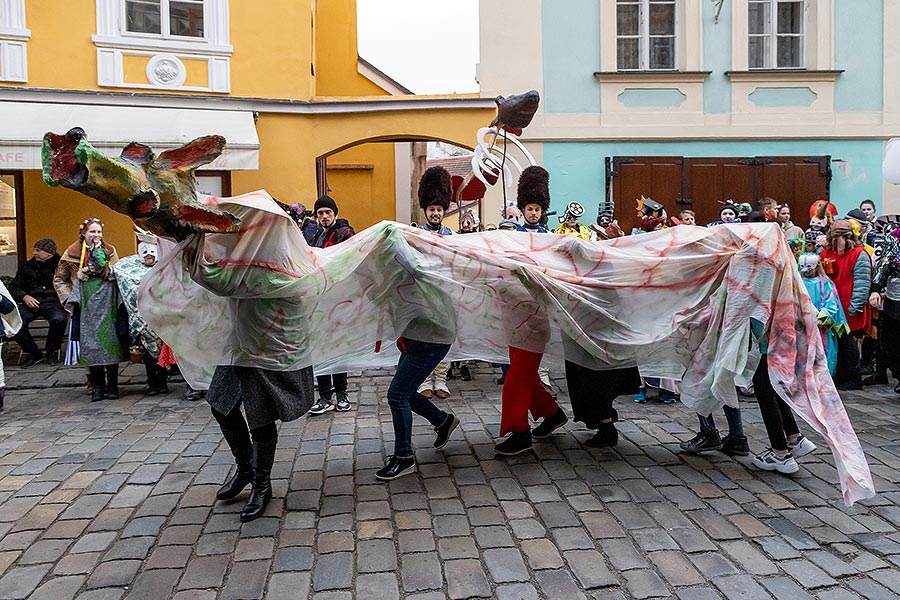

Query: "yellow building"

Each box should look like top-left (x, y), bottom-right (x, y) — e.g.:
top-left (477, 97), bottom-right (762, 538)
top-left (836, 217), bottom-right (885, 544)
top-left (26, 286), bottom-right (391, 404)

top-left (0, 0), bottom-right (493, 276)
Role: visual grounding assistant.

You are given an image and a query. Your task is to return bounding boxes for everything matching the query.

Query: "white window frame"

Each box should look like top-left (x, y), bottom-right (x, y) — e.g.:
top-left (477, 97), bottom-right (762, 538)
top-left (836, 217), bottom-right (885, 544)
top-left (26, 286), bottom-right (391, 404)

top-left (616, 0), bottom-right (679, 72)
top-left (93, 0), bottom-right (231, 56)
top-left (748, 0), bottom-right (807, 70)
top-left (122, 0), bottom-right (206, 42)
top-left (0, 0), bottom-right (28, 82)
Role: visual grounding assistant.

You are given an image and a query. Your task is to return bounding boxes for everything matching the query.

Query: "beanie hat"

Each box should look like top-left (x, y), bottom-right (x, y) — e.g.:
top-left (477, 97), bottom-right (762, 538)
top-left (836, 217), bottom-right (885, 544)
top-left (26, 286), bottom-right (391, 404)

top-left (34, 238), bottom-right (57, 255)
top-left (418, 166), bottom-right (452, 211)
top-left (516, 166), bottom-right (550, 212)
top-left (314, 195), bottom-right (339, 216)
top-left (719, 201), bottom-right (739, 217)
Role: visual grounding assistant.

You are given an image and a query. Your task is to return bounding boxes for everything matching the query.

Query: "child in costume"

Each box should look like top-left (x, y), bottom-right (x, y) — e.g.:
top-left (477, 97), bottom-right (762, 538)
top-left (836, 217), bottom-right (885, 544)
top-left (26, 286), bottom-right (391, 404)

top-left (798, 253), bottom-right (849, 375)
top-left (496, 166), bottom-right (567, 455)
top-left (553, 202), bottom-right (591, 240)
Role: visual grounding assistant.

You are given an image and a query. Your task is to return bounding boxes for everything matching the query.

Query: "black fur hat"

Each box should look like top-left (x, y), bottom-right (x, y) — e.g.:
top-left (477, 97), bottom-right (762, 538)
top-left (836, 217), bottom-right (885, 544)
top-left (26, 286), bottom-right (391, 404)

top-left (516, 166), bottom-right (550, 212)
top-left (418, 166), bottom-right (452, 211)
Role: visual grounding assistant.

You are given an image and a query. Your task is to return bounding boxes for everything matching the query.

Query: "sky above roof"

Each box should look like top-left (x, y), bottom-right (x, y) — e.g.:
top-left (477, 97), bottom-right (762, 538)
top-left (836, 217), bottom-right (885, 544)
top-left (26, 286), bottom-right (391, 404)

top-left (357, 0), bottom-right (479, 95)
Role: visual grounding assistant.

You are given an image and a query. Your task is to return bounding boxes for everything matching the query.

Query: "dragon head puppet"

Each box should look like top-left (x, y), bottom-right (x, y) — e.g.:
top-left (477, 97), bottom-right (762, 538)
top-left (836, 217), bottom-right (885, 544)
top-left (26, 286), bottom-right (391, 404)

top-left (42, 128), bottom-right (242, 240)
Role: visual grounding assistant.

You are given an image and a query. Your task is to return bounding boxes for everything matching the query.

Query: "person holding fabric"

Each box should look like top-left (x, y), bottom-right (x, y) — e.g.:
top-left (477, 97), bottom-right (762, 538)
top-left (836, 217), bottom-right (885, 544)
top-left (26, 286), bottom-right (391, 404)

top-left (707, 201), bottom-right (739, 227)
top-left (113, 233), bottom-right (170, 396)
top-left (306, 195), bottom-right (356, 415)
top-left (496, 166), bottom-right (567, 456)
top-left (375, 168), bottom-right (462, 479)
top-left (9, 238), bottom-right (67, 367)
top-left (797, 252), bottom-right (849, 375)
top-left (750, 319), bottom-right (817, 473)
top-left (416, 166), bottom-right (454, 400)
top-left (0, 279), bottom-right (23, 412)
top-left (207, 364), bottom-right (314, 521)
top-left (53, 218), bottom-right (126, 402)
top-left (820, 220), bottom-right (871, 390)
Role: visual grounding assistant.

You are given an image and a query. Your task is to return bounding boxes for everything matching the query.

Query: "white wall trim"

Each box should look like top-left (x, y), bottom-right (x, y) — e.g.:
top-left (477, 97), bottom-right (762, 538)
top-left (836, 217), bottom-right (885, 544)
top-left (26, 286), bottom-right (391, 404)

top-left (96, 48), bottom-right (231, 93)
top-left (0, 39), bottom-right (26, 81)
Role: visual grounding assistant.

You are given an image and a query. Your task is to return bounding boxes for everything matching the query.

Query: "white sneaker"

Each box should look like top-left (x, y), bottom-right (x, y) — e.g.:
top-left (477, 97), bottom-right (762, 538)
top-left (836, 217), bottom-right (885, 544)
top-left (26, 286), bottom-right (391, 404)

top-left (752, 449), bottom-right (799, 474)
top-left (787, 435), bottom-right (816, 458)
top-left (308, 399), bottom-right (335, 415)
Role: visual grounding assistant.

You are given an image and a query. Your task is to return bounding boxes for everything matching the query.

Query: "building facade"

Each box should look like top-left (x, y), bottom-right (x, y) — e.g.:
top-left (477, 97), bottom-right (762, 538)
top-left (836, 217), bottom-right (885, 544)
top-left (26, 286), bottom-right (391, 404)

top-left (0, 0), bottom-right (492, 277)
top-left (480, 0), bottom-right (897, 232)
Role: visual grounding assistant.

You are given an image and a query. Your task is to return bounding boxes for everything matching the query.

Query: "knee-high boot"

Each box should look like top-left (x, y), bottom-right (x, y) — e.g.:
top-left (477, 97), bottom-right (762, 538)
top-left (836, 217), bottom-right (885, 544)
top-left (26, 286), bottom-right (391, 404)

top-left (89, 366), bottom-right (106, 402)
top-left (105, 364), bottom-right (120, 399)
top-left (240, 435), bottom-right (277, 522)
top-left (217, 425), bottom-right (254, 500)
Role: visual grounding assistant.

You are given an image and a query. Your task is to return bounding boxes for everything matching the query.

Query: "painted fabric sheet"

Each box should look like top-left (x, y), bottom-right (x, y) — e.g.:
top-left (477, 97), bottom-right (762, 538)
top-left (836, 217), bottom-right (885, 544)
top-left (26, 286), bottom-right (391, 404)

top-left (139, 191), bottom-right (874, 505)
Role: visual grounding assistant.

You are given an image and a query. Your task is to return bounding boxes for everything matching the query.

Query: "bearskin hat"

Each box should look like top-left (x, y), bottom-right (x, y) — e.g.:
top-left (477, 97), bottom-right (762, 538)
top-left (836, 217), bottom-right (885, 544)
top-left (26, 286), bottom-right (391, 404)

top-left (516, 166), bottom-right (550, 212)
top-left (418, 166), bottom-right (452, 211)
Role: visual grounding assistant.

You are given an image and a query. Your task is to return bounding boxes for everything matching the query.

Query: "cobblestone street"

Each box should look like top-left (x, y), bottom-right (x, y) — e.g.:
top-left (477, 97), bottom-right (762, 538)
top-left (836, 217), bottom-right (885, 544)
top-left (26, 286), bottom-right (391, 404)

top-left (1, 361), bottom-right (899, 600)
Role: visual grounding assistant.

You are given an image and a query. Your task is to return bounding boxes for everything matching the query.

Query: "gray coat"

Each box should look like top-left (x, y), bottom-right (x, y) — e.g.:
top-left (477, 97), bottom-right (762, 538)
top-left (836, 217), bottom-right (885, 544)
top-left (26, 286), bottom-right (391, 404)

top-left (208, 365), bottom-right (315, 430)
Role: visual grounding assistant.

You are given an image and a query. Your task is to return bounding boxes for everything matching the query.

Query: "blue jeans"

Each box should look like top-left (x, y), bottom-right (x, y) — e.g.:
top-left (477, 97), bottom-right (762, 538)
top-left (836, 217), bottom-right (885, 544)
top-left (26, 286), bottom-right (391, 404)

top-left (698, 405), bottom-right (744, 437)
top-left (387, 342), bottom-right (451, 458)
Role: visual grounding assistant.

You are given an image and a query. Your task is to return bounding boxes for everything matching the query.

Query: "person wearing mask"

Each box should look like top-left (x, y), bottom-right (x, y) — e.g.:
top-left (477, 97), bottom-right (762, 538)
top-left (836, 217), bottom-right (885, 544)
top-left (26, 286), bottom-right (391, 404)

top-left (113, 233), bottom-right (170, 396)
top-left (306, 195), bottom-right (356, 415)
top-left (9, 239), bottom-right (67, 367)
top-left (820, 220), bottom-right (872, 390)
top-left (54, 218), bottom-right (126, 401)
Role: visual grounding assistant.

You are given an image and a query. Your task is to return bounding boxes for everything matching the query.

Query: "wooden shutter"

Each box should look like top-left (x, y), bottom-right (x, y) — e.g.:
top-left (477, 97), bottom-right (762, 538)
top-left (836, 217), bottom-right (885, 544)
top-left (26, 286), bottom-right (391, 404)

top-left (609, 156), bottom-right (683, 233)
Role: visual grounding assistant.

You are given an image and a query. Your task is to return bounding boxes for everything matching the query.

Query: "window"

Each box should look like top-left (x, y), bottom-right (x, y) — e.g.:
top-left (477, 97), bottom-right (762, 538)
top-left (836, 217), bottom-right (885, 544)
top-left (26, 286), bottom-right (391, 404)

top-left (616, 0), bottom-right (677, 71)
top-left (748, 0), bottom-right (805, 69)
top-left (125, 0), bottom-right (204, 38)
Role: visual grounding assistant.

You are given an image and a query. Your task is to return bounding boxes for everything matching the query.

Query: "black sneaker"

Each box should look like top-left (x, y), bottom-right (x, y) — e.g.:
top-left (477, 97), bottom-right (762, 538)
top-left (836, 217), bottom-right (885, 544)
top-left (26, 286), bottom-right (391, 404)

top-left (308, 399), bottom-right (335, 415)
top-left (375, 455), bottom-right (416, 480)
top-left (721, 434), bottom-right (750, 456)
top-left (460, 364), bottom-right (473, 381)
top-left (334, 392), bottom-right (352, 412)
top-left (531, 408), bottom-right (567, 439)
top-left (46, 353), bottom-right (60, 367)
top-left (863, 373), bottom-right (888, 386)
top-left (679, 430), bottom-right (723, 453)
top-left (495, 430), bottom-right (533, 456)
top-left (433, 413), bottom-right (460, 449)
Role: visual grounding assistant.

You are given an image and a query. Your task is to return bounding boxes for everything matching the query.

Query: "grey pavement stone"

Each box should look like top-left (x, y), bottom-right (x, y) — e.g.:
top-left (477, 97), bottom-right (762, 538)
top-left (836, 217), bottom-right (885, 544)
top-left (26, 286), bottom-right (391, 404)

top-left (87, 559), bottom-right (142, 588)
top-left (496, 583), bottom-right (539, 600)
top-left (565, 549), bottom-right (618, 588)
top-left (179, 555), bottom-right (229, 589)
top-left (401, 552), bottom-right (443, 592)
top-left (445, 559), bottom-right (492, 599)
top-left (535, 570), bottom-right (587, 600)
top-left (624, 569), bottom-right (670, 599)
top-left (712, 574), bottom-right (772, 600)
top-left (220, 560), bottom-right (268, 600)
top-left (29, 575), bottom-right (86, 600)
top-left (760, 576), bottom-right (816, 600)
top-left (0, 565), bottom-right (52, 599)
top-left (124, 569), bottom-right (181, 600)
top-left (313, 552), bottom-right (353, 591)
top-left (267, 572), bottom-right (311, 600)
top-left (483, 548), bottom-right (530, 583)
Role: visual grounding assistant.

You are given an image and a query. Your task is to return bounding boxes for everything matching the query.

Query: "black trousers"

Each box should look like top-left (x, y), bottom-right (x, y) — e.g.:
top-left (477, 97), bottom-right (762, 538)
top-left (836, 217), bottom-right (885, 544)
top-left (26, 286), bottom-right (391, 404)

top-left (316, 373), bottom-right (347, 398)
top-left (88, 364), bottom-right (119, 391)
top-left (13, 301), bottom-right (67, 356)
top-left (752, 355), bottom-right (800, 452)
top-left (565, 361), bottom-right (639, 429)
top-left (880, 304), bottom-right (900, 382)
top-left (211, 403), bottom-right (277, 443)
top-left (833, 333), bottom-right (862, 387)
top-left (143, 352), bottom-right (168, 391)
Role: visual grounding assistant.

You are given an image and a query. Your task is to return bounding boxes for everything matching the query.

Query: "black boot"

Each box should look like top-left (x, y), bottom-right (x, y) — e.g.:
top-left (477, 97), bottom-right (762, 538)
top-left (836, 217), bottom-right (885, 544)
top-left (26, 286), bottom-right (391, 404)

top-left (89, 366), bottom-right (106, 402)
top-left (105, 364), bottom-right (120, 399)
top-left (240, 437), bottom-right (277, 522)
top-left (0, 387), bottom-right (5, 412)
top-left (217, 426), bottom-right (254, 500)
